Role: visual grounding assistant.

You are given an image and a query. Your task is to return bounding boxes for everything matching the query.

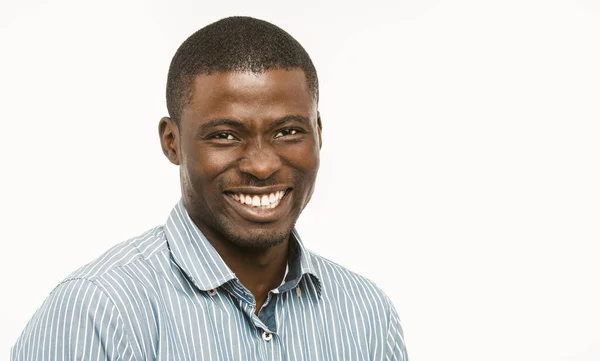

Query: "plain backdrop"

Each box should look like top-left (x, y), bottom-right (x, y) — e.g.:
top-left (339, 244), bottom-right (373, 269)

top-left (1, 0), bottom-right (599, 360)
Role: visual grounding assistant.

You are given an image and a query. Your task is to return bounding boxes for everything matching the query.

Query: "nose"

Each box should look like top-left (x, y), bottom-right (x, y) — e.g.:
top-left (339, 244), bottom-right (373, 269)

top-left (238, 142), bottom-right (282, 180)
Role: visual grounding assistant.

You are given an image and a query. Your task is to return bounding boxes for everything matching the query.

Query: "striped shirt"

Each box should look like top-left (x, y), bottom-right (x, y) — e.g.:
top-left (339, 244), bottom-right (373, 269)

top-left (11, 200), bottom-right (408, 361)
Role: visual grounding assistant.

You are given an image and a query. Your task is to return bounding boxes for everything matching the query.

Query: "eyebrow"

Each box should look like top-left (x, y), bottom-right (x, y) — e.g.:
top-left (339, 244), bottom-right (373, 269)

top-left (198, 114), bottom-right (310, 134)
top-left (268, 115), bottom-right (310, 130)
top-left (199, 118), bottom-right (244, 134)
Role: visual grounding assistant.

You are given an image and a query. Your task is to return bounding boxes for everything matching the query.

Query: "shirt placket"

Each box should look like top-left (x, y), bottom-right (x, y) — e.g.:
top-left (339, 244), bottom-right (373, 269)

top-left (256, 290), bottom-right (283, 360)
top-left (221, 280), bottom-right (285, 360)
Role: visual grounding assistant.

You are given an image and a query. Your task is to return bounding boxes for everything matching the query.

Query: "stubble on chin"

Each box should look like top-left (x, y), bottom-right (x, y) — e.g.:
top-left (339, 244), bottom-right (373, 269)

top-left (187, 186), bottom-right (298, 250)
top-left (217, 220), bottom-right (294, 249)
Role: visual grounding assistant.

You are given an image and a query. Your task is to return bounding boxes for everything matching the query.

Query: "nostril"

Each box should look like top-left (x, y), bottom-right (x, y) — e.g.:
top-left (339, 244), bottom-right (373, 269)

top-left (238, 151), bottom-right (282, 180)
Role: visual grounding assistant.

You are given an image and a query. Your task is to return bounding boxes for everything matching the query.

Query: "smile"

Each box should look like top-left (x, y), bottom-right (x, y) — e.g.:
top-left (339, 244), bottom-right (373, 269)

top-left (223, 187), bottom-right (293, 223)
top-left (229, 190), bottom-right (287, 209)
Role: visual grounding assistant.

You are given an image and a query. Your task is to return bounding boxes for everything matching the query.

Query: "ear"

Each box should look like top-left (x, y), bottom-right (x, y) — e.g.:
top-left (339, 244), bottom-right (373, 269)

top-left (158, 116), bottom-right (180, 165)
top-left (316, 111), bottom-right (323, 149)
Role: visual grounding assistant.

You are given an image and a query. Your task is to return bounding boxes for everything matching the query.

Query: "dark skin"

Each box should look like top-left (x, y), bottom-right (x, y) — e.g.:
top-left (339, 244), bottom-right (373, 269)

top-left (159, 69), bottom-right (322, 313)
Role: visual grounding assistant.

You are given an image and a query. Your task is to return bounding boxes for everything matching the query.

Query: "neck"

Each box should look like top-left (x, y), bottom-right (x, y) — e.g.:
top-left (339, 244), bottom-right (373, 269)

top-left (202, 231), bottom-right (290, 313)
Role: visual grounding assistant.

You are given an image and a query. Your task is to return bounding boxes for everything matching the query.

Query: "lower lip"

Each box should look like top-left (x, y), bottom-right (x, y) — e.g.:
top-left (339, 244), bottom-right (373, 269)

top-left (224, 190), bottom-right (292, 223)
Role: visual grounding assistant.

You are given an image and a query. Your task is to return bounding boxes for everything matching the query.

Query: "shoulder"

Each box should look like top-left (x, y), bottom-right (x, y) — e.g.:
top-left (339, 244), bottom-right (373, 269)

top-left (304, 250), bottom-right (407, 356)
top-left (306, 250), bottom-right (395, 314)
top-left (12, 226), bottom-right (172, 360)
top-left (11, 277), bottom-right (132, 361)
top-left (65, 225), bottom-right (168, 282)
top-left (12, 227), bottom-right (171, 359)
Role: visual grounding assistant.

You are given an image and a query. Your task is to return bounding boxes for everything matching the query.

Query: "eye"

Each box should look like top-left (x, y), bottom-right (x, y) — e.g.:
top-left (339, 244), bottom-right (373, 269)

top-left (212, 132), bottom-right (236, 141)
top-left (274, 128), bottom-right (299, 138)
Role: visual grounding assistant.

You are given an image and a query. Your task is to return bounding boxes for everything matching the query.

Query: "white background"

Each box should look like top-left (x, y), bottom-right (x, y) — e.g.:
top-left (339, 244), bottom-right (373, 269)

top-left (1, 0), bottom-right (599, 360)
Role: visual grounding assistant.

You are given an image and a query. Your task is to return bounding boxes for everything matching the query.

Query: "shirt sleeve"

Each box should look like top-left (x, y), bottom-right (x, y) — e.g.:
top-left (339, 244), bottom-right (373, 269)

top-left (385, 299), bottom-right (409, 361)
top-left (11, 278), bottom-right (136, 361)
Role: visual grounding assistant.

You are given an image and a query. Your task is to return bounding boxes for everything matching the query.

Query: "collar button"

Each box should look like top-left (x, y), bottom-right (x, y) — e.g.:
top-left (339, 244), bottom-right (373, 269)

top-left (262, 331), bottom-right (273, 341)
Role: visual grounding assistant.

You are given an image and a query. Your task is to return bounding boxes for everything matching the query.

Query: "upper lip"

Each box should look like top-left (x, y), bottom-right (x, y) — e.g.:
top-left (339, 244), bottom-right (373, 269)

top-left (223, 185), bottom-right (292, 194)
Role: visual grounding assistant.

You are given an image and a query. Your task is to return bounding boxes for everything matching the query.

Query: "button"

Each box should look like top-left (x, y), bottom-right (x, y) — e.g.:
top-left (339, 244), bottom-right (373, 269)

top-left (262, 331), bottom-right (273, 341)
top-left (207, 289), bottom-right (217, 296)
top-left (296, 286), bottom-right (302, 297)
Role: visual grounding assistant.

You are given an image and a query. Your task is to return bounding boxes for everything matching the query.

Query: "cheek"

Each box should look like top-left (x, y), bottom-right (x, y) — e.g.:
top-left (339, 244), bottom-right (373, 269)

top-left (184, 144), bottom-right (239, 189)
top-left (289, 147), bottom-right (319, 208)
top-left (283, 142), bottom-right (320, 181)
top-left (295, 138), bottom-right (321, 168)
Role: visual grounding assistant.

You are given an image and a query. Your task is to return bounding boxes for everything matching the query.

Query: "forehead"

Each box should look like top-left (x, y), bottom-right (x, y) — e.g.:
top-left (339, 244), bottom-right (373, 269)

top-left (181, 69), bottom-right (316, 125)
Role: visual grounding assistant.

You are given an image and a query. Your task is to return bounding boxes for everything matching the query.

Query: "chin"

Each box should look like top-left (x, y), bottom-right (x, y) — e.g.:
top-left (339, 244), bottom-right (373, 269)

top-left (185, 192), bottom-right (300, 249)
top-left (224, 226), bottom-right (291, 249)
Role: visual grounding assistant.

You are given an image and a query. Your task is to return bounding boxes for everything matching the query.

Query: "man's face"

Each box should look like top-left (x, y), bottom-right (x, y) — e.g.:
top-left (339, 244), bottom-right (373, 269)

top-left (160, 69), bottom-right (321, 248)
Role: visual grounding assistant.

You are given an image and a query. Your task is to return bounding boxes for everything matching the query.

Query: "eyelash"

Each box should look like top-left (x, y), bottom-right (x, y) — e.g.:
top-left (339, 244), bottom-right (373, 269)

top-left (209, 128), bottom-right (302, 142)
top-left (274, 128), bottom-right (300, 138)
top-left (211, 132), bottom-right (236, 141)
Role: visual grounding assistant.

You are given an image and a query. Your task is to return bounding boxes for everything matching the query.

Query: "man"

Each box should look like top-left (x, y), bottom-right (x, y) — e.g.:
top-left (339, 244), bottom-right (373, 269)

top-left (12, 16), bottom-right (408, 360)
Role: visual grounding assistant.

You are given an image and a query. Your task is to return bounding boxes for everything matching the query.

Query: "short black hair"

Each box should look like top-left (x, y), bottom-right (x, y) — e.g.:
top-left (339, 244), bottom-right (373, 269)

top-left (166, 16), bottom-right (319, 123)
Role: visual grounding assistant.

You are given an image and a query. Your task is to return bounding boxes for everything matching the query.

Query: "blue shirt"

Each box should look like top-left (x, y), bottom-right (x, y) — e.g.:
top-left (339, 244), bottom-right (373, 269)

top-left (12, 201), bottom-right (408, 361)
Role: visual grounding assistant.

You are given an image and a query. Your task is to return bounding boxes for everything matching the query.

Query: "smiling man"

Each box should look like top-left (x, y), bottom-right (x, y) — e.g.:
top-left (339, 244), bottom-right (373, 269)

top-left (12, 17), bottom-right (408, 361)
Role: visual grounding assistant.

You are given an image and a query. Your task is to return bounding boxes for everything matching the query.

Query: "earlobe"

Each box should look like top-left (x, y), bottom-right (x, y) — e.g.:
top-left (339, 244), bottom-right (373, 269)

top-left (158, 117), bottom-right (181, 165)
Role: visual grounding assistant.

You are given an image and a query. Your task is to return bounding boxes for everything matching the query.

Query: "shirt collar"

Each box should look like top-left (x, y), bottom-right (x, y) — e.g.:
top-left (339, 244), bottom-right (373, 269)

top-left (164, 200), bottom-right (321, 296)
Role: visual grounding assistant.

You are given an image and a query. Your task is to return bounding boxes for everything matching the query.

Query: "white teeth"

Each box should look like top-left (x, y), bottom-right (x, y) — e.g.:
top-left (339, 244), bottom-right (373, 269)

top-left (231, 190), bottom-right (288, 208)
